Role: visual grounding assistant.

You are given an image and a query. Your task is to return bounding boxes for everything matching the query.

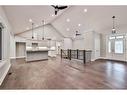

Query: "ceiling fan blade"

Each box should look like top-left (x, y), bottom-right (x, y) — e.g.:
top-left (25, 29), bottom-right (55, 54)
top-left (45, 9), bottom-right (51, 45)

top-left (58, 6), bottom-right (68, 9)
top-left (75, 31), bottom-right (81, 36)
top-left (51, 5), bottom-right (56, 8)
top-left (51, 5), bottom-right (59, 9)
top-left (76, 34), bottom-right (81, 36)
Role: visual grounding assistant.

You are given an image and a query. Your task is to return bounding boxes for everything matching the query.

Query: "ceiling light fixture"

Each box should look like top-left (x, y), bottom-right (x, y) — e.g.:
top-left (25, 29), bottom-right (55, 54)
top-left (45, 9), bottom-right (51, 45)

top-left (52, 14), bottom-right (54, 17)
top-left (31, 23), bottom-right (34, 39)
top-left (26, 27), bottom-right (29, 30)
top-left (66, 18), bottom-right (70, 22)
top-left (29, 19), bottom-right (33, 23)
top-left (78, 24), bottom-right (81, 26)
top-left (84, 9), bottom-right (87, 12)
top-left (67, 28), bottom-right (70, 31)
top-left (112, 16), bottom-right (116, 34)
top-left (42, 20), bottom-right (45, 40)
top-left (35, 24), bottom-right (39, 27)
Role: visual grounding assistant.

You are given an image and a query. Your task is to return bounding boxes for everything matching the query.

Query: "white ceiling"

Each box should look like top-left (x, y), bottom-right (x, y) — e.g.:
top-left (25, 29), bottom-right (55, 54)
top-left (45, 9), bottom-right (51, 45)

top-left (3, 5), bottom-right (127, 37)
top-left (3, 5), bottom-right (68, 34)
top-left (52, 6), bottom-right (127, 37)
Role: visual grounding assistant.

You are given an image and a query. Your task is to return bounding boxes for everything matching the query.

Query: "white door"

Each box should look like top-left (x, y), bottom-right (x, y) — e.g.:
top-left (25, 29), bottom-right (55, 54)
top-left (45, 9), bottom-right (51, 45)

top-left (107, 35), bottom-right (126, 61)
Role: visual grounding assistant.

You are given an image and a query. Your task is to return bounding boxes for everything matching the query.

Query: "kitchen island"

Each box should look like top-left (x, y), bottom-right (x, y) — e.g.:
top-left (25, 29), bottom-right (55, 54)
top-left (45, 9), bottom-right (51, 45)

top-left (26, 50), bottom-right (48, 62)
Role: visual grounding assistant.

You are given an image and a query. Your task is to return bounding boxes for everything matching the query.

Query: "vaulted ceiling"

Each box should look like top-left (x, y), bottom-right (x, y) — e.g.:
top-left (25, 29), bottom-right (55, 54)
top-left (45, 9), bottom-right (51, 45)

top-left (3, 5), bottom-right (127, 38)
top-left (3, 5), bottom-right (69, 34)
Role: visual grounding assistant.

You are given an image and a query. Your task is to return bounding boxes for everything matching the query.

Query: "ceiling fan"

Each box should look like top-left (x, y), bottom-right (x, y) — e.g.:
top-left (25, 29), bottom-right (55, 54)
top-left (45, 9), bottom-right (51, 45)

top-left (51, 5), bottom-right (68, 15)
top-left (75, 31), bottom-right (81, 36)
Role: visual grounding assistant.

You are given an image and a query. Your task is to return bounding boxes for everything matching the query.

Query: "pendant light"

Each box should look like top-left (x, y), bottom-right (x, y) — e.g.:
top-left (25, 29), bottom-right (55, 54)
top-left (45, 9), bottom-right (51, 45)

top-left (31, 22), bottom-right (34, 39)
top-left (112, 16), bottom-right (116, 34)
top-left (42, 20), bottom-right (45, 40)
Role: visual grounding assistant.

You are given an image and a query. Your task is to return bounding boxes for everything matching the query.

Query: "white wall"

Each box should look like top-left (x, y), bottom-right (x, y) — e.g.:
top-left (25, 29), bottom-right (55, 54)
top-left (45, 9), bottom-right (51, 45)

top-left (72, 31), bottom-right (100, 61)
top-left (10, 34), bottom-right (16, 58)
top-left (17, 24), bottom-right (63, 41)
top-left (15, 36), bottom-right (26, 42)
top-left (0, 6), bottom-right (12, 85)
top-left (73, 32), bottom-right (94, 51)
top-left (63, 38), bottom-right (72, 49)
top-left (72, 38), bottom-right (85, 50)
top-left (93, 32), bottom-right (100, 60)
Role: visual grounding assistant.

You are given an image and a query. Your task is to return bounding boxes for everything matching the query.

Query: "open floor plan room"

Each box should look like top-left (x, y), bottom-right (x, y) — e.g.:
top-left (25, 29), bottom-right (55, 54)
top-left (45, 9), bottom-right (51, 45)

top-left (0, 5), bottom-right (127, 89)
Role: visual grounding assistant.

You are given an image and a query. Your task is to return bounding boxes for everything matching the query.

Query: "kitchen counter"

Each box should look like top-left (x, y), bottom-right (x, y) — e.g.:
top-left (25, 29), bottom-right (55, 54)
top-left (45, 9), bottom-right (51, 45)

top-left (26, 50), bottom-right (48, 62)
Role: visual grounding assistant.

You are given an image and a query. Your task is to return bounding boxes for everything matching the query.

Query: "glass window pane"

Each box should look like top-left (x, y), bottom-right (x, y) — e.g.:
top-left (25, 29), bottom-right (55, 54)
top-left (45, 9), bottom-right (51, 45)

top-left (109, 36), bottom-right (115, 40)
top-left (115, 40), bottom-right (123, 53)
top-left (116, 36), bottom-right (124, 39)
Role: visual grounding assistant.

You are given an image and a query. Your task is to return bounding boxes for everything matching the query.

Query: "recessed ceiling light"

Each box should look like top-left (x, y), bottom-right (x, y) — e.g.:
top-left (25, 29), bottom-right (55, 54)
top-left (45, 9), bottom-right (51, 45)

top-left (35, 24), bottom-right (39, 27)
top-left (44, 21), bottom-right (46, 24)
top-left (84, 9), bottom-right (87, 12)
top-left (66, 18), bottom-right (70, 22)
top-left (29, 19), bottom-right (33, 22)
top-left (42, 20), bottom-right (46, 25)
top-left (66, 28), bottom-right (70, 31)
top-left (52, 14), bottom-right (54, 17)
top-left (26, 27), bottom-right (29, 30)
top-left (78, 24), bottom-right (81, 26)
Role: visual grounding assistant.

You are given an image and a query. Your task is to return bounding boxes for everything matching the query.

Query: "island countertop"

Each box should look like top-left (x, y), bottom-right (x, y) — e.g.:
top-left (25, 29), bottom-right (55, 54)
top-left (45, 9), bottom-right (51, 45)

top-left (26, 50), bottom-right (48, 62)
top-left (26, 50), bottom-right (48, 52)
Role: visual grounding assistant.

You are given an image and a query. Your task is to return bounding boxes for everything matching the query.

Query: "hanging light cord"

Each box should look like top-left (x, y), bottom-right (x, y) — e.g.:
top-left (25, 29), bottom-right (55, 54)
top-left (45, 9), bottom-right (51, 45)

top-left (112, 16), bottom-right (115, 29)
top-left (112, 16), bottom-right (116, 34)
top-left (42, 20), bottom-right (44, 40)
top-left (32, 22), bottom-right (34, 39)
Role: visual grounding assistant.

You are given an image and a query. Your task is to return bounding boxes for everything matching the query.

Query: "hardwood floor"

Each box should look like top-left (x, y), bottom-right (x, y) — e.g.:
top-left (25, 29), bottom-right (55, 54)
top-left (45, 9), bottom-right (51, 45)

top-left (0, 57), bottom-right (127, 89)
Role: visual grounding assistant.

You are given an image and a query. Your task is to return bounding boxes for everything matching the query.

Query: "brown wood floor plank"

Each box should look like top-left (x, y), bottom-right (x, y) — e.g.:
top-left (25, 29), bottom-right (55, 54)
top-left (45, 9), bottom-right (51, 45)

top-left (0, 57), bottom-right (127, 89)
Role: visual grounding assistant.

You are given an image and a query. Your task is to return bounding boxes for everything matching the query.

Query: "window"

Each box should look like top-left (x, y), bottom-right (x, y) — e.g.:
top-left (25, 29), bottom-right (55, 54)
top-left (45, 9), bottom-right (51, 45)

top-left (109, 36), bottom-right (115, 40)
top-left (115, 40), bottom-right (123, 53)
top-left (116, 35), bottom-right (124, 39)
top-left (108, 35), bottom-right (124, 54)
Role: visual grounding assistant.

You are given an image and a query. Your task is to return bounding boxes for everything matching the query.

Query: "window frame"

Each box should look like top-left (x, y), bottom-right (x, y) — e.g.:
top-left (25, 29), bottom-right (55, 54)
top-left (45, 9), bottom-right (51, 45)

top-left (108, 35), bottom-right (124, 55)
top-left (114, 39), bottom-right (124, 54)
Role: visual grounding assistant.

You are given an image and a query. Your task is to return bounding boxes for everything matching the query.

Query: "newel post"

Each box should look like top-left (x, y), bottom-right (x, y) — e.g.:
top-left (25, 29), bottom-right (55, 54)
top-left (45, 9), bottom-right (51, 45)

top-left (61, 49), bottom-right (62, 58)
top-left (83, 50), bottom-right (86, 64)
top-left (77, 49), bottom-right (79, 59)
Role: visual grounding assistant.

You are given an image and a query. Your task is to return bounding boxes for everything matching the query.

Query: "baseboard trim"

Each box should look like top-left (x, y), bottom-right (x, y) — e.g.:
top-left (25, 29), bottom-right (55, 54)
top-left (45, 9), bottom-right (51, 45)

top-left (26, 59), bottom-right (48, 63)
top-left (10, 56), bottom-right (26, 60)
top-left (97, 58), bottom-right (127, 63)
top-left (15, 56), bottom-right (26, 59)
top-left (10, 57), bottom-right (16, 59)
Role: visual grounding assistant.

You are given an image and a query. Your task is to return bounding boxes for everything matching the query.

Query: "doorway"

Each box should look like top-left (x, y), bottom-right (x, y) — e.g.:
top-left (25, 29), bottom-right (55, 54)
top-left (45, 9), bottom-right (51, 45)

top-left (16, 42), bottom-right (26, 58)
top-left (107, 34), bottom-right (126, 61)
